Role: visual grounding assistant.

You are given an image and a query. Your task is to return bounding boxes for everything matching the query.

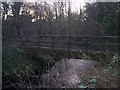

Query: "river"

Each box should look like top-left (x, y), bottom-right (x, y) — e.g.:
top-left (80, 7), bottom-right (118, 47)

top-left (40, 58), bottom-right (106, 88)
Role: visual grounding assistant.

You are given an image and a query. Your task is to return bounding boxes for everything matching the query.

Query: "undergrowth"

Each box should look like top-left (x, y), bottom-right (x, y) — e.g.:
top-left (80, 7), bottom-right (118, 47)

top-left (2, 43), bottom-right (54, 88)
top-left (2, 43), bottom-right (119, 88)
top-left (78, 53), bottom-right (119, 88)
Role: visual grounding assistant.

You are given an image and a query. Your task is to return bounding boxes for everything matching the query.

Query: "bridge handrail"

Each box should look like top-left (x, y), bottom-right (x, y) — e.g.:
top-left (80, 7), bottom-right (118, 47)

top-left (8, 35), bottom-right (119, 38)
top-left (8, 35), bottom-right (119, 53)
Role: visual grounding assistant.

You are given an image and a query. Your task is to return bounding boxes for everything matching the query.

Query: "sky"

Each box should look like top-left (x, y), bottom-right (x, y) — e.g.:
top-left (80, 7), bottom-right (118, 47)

top-left (26, 0), bottom-right (87, 12)
top-left (1, 0), bottom-right (97, 12)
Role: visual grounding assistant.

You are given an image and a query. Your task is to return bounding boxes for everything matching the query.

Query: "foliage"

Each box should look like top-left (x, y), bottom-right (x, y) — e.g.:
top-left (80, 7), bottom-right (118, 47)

top-left (109, 53), bottom-right (120, 66)
top-left (2, 43), bottom-right (27, 74)
top-left (2, 1), bottom-right (119, 88)
top-left (78, 76), bottom-right (97, 88)
top-left (78, 53), bottom-right (119, 88)
top-left (84, 2), bottom-right (120, 36)
top-left (78, 84), bottom-right (87, 88)
top-left (104, 53), bottom-right (119, 75)
top-left (89, 76), bottom-right (97, 84)
top-left (88, 52), bottom-right (112, 64)
top-left (2, 2), bottom-right (119, 36)
top-left (2, 43), bottom-right (56, 88)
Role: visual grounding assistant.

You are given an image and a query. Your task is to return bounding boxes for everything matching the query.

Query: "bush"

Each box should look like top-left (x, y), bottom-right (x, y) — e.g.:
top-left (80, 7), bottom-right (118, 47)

top-left (104, 53), bottom-right (119, 75)
top-left (2, 43), bottom-right (30, 74)
top-left (88, 52), bottom-right (113, 64)
top-left (2, 43), bottom-right (54, 88)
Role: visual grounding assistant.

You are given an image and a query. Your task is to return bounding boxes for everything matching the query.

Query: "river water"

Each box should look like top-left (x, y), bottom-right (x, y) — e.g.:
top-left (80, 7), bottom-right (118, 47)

top-left (41, 59), bottom-right (106, 88)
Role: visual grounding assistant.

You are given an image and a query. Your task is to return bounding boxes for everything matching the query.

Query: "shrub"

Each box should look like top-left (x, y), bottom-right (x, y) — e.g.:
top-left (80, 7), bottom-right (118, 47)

top-left (2, 43), bottom-right (54, 88)
top-left (104, 53), bottom-right (119, 75)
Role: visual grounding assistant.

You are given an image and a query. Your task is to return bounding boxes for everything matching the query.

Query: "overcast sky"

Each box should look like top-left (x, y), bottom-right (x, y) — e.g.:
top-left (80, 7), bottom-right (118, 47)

top-left (26, 0), bottom-right (86, 12)
top-left (1, 0), bottom-right (119, 12)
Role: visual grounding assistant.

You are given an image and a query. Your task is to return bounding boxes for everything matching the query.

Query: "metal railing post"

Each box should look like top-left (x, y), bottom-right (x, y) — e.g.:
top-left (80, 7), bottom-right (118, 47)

top-left (68, 36), bottom-right (71, 58)
top-left (38, 35), bottom-right (41, 47)
top-left (68, 36), bottom-right (70, 50)
top-left (52, 36), bottom-right (55, 50)
top-left (51, 36), bottom-right (55, 57)
top-left (105, 37), bottom-right (109, 53)
top-left (86, 36), bottom-right (88, 59)
top-left (105, 37), bottom-right (108, 62)
top-left (26, 35), bottom-right (28, 52)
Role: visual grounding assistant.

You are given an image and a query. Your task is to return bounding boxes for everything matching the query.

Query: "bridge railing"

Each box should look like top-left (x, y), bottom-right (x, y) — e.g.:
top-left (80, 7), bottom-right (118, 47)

top-left (9, 35), bottom-right (119, 53)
